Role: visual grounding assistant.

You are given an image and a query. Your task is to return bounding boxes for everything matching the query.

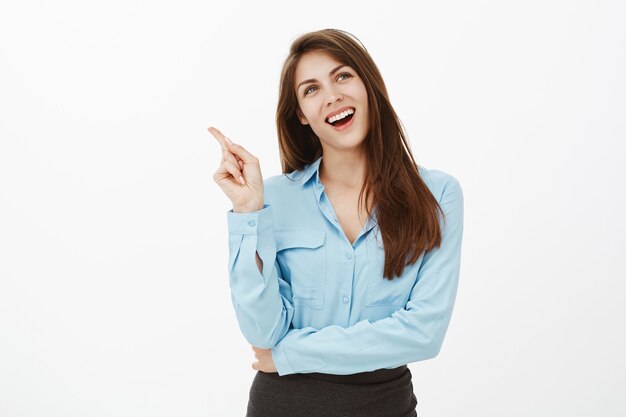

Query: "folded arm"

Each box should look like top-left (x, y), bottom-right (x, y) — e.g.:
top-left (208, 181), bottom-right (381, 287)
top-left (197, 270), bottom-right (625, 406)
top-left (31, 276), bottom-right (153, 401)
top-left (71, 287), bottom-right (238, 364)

top-left (270, 177), bottom-right (464, 376)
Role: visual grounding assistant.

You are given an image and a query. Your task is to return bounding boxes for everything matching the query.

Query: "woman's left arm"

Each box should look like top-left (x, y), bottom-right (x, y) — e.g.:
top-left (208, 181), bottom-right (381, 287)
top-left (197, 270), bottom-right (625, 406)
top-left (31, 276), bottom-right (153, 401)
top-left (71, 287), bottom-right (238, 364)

top-left (266, 177), bottom-right (464, 376)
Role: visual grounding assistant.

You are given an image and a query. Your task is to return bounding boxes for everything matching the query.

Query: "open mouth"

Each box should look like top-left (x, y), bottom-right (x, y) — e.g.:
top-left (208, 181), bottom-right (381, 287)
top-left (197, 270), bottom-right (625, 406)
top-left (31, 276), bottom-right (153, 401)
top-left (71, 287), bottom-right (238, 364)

top-left (326, 108), bottom-right (355, 128)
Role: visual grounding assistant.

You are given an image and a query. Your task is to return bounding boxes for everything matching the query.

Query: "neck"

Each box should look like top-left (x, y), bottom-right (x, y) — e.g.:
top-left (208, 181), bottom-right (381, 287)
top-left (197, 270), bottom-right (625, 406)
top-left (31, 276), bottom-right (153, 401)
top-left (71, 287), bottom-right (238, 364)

top-left (319, 149), bottom-right (366, 189)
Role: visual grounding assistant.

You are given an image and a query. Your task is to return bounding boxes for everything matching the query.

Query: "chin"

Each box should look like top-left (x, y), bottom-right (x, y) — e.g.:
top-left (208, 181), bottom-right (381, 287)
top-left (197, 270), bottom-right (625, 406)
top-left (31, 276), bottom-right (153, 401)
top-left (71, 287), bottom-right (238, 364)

top-left (330, 135), bottom-right (367, 151)
top-left (314, 124), bottom-right (367, 149)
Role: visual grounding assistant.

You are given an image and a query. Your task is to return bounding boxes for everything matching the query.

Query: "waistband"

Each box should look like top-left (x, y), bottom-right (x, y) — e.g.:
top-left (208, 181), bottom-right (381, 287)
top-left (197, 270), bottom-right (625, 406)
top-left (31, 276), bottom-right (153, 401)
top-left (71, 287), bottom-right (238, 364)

top-left (301, 365), bottom-right (408, 385)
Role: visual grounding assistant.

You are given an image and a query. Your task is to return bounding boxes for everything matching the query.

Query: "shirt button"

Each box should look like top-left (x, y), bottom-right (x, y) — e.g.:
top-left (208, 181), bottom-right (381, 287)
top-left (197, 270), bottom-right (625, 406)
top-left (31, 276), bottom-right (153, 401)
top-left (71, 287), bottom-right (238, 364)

top-left (346, 253), bottom-right (352, 260)
top-left (248, 220), bottom-right (256, 227)
top-left (342, 297), bottom-right (349, 304)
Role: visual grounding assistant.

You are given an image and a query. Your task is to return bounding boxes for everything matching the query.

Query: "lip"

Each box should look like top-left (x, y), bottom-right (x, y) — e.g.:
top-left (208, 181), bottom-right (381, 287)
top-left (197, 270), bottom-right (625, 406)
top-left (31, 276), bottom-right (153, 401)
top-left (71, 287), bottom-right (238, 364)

top-left (325, 106), bottom-right (355, 122)
top-left (328, 109), bottom-right (355, 131)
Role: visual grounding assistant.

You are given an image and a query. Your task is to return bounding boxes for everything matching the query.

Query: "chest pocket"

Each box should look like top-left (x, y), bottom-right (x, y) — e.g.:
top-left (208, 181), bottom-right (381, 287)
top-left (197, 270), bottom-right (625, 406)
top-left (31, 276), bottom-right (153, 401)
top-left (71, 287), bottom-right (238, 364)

top-left (364, 228), bottom-right (410, 308)
top-left (275, 228), bottom-right (327, 310)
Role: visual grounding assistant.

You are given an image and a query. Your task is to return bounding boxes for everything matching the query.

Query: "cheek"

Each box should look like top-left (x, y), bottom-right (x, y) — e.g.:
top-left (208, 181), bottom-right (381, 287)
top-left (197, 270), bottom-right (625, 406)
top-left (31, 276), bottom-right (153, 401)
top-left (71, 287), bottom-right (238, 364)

top-left (300, 103), bottom-right (318, 122)
top-left (359, 105), bottom-right (370, 130)
top-left (356, 89), bottom-right (369, 122)
top-left (358, 87), bottom-right (368, 104)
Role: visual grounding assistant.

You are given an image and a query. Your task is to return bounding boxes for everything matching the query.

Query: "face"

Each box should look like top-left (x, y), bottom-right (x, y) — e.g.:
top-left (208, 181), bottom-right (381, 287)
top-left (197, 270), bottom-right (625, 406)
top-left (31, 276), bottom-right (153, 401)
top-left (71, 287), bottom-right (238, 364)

top-left (294, 50), bottom-right (369, 152)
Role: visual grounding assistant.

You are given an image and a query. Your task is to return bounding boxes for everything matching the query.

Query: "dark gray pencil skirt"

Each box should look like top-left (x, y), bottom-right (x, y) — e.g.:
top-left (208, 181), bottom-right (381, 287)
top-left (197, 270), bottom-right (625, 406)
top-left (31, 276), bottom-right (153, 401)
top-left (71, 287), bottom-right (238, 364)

top-left (246, 365), bottom-right (417, 417)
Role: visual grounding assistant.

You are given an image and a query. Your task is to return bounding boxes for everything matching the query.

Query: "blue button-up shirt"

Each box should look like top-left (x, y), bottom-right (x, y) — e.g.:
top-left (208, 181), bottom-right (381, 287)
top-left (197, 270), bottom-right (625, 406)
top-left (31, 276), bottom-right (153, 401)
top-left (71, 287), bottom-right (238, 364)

top-left (226, 155), bottom-right (464, 376)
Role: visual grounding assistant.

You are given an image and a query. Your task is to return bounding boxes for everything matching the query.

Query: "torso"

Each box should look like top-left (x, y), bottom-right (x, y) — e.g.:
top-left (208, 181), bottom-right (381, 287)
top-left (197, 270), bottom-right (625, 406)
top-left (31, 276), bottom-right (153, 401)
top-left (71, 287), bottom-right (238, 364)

top-left (323, 185), bottom-right (372, 245)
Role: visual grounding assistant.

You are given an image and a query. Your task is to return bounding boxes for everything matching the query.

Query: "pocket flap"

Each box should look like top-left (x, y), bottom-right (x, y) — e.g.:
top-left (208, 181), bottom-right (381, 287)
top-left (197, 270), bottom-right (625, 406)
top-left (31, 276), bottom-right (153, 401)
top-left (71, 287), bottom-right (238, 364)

top-left (275, 228), bottom-right (326, 251)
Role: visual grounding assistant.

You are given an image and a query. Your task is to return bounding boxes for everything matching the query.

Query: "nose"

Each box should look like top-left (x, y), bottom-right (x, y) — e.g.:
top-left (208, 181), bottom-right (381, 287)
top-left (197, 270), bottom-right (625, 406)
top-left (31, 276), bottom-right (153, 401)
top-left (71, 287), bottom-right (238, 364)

top-left (325, 85), bottom-right (343, 107)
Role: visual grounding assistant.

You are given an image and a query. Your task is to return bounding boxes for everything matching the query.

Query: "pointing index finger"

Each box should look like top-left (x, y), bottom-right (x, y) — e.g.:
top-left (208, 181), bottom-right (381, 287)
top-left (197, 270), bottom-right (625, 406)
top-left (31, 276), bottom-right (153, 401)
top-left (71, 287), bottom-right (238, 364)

top-left (207, 126), bottom-right (233, 150)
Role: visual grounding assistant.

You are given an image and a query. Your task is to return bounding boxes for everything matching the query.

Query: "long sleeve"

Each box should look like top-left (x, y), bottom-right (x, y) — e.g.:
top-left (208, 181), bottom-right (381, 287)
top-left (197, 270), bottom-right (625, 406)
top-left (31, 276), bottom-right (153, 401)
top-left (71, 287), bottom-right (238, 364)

top-left (271, 177), bottom-right (464, 376)
top-left (227, 204), bottom-right (295, 348)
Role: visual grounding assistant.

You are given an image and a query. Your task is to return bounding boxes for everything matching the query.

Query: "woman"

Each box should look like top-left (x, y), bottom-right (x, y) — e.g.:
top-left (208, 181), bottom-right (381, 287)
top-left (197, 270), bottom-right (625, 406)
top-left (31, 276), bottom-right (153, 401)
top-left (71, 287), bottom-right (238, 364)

top-left (210, 28), bottom-right (464, 417)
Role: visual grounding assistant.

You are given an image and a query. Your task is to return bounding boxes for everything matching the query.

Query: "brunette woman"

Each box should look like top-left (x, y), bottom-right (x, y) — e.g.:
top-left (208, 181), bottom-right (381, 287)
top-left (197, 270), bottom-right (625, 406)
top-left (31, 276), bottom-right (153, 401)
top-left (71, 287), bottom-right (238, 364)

top-left (210, 28), bottom-right (464, 417)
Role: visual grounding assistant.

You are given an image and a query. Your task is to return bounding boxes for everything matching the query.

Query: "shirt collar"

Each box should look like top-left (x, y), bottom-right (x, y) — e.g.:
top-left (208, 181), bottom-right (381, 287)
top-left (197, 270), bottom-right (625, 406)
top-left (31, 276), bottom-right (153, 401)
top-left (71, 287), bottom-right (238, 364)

top-left (287, 155), bottom-right (323, 187)
top-left (287, 154), bottom-right (379, 239)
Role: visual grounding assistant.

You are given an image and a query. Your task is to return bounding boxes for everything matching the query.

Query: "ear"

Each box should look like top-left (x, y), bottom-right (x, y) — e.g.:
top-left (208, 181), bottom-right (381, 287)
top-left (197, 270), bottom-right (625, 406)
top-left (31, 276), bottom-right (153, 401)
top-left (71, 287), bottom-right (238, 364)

top-left (296, 108), bottom-right (309, 125)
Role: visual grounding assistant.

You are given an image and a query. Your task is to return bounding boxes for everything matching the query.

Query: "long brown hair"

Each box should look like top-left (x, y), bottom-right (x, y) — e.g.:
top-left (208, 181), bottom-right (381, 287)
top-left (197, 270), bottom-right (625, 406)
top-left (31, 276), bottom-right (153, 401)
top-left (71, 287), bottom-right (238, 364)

top-left (276, 28), bottom-right (445, 280)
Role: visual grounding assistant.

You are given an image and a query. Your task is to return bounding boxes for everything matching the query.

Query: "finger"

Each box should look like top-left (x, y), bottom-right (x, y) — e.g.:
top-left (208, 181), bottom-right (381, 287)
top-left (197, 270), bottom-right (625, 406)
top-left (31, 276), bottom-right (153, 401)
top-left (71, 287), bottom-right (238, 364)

top-left (208, 126), bottom-right (234, 150)
top-left (219, 143), bottom-right (243, 173)
top-left (222, 148), bottom-right (239, 167)
top-left (222, 160), bottom-right (246, 185)
top-left (208, 127), bottom-right (246, 167)
top-left (227, 142), bottom-right (257, 165)
top-left (215, 160), bottom-right (244, 185)
top-left (209, 128), bottom-right (243, 167)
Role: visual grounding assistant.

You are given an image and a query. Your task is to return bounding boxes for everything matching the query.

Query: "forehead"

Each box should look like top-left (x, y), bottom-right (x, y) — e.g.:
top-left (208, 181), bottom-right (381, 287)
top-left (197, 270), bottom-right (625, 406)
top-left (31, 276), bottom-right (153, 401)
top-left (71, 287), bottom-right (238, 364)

top-left (295, 50), bottom-right (345, 81)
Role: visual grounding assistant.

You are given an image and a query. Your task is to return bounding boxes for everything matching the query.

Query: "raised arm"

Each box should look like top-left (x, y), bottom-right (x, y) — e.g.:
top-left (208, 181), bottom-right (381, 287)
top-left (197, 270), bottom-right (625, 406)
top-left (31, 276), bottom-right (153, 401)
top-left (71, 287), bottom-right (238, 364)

top-left (209, 126), bottom-right (294, 348)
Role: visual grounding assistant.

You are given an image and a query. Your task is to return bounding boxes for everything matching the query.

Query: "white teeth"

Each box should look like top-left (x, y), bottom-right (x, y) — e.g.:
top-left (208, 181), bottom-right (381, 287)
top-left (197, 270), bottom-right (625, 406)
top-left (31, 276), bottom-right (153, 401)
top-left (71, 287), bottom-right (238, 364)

top-left (327, 108), bottom-right (355, 123)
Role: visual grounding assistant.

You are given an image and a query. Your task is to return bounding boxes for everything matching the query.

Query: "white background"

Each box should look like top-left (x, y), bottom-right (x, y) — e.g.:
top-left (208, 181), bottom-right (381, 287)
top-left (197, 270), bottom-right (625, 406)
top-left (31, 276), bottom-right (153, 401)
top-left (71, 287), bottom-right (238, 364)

top-left (1, 1), bottom-right (625, 416)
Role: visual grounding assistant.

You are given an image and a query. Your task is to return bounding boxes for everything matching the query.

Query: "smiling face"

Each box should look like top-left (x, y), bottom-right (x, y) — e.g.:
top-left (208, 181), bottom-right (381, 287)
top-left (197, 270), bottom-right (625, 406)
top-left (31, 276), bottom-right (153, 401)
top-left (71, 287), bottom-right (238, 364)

top-left (294, 50), bottom-right (369, 152)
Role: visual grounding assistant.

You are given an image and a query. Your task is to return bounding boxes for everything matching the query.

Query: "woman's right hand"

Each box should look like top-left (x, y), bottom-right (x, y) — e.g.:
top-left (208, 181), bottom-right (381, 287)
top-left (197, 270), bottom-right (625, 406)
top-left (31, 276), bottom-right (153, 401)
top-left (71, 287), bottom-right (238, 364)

top-left (208, 126), bottom-right (264, 212)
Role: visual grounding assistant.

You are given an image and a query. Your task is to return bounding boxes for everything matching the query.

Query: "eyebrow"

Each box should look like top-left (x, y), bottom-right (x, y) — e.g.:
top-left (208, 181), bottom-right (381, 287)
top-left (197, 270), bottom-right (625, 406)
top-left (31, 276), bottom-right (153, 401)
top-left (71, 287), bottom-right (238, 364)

top-left (296, 64), bottom-right (349, 93)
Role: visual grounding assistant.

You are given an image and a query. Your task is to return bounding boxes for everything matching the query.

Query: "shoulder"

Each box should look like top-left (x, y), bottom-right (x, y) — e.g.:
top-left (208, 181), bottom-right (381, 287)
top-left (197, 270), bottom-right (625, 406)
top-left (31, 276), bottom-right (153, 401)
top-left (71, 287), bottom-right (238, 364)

top-left (263, 172), bottom-right (303, 192)
top-left (263, 173), bottom-right (286, 190)
top-left (261, 170), bottom-right (314, 229)
top-left (418, 165), bottom-right (463, 204)
top-left (262, 170), bottom-right (309, 206)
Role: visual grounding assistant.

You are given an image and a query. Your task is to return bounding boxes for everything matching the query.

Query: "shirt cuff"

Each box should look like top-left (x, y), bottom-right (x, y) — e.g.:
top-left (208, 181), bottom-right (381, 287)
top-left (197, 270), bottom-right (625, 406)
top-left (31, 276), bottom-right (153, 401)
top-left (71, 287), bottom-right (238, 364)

top-left (271, 343), bottom-right (295, 376)
top-left (227, 204), bottom-right (272, 235)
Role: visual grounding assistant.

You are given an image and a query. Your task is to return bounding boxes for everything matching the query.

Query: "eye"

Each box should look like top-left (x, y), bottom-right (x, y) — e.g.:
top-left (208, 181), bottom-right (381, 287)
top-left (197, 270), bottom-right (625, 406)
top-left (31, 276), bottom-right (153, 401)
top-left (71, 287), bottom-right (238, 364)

top-left (303, 72), bottom-right (353, 96)
top-left (304, 85), bottom-right (318, 96)
top-left (337, 72), bottom-right (353, 81)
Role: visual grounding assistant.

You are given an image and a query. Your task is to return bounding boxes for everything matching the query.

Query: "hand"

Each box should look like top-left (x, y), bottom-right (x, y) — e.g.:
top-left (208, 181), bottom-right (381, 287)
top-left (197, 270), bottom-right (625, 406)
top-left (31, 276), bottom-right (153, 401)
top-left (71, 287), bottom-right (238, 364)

top-left (251, 346), bottom-right (278, 373)
top-left (208, 126), bottom-right (264, 212)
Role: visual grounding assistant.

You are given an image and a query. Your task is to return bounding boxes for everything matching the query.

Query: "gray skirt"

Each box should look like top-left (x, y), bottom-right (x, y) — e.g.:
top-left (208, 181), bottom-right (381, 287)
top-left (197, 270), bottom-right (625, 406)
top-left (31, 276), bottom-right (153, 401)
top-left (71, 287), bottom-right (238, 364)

top-left (246, 365), bottom-right (417, 417)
